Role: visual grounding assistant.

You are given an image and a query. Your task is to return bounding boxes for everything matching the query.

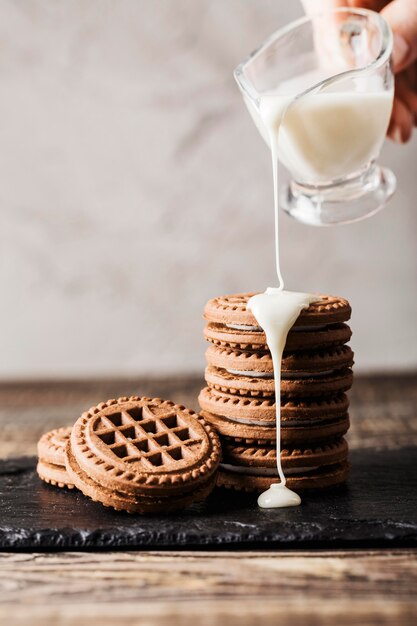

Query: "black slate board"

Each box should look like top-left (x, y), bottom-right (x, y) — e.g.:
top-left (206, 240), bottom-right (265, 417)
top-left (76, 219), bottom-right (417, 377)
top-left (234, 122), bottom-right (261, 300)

top-left (0, 447), bottom-right (416, 551)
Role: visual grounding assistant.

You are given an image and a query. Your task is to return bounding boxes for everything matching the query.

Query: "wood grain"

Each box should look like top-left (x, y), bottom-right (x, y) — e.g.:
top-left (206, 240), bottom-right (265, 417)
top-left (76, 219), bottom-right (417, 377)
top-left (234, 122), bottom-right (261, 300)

top-left (1, 375), bottom-right (416, 625)
top-left (0, 550), bottom-right (416, 626)
top-left (0, 373), bottom-right (416, 458)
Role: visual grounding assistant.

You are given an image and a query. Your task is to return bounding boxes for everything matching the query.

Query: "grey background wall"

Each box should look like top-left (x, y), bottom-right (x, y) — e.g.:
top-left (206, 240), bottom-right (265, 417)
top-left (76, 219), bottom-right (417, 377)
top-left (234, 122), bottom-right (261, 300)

top-left (1, 0), bottom-right (416, 379)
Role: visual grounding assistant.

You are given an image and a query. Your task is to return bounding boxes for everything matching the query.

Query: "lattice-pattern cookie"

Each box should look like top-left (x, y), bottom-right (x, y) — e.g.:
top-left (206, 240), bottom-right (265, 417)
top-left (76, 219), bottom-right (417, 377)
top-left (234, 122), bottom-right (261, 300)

top-left (65, 396), bottom-right (221, 513)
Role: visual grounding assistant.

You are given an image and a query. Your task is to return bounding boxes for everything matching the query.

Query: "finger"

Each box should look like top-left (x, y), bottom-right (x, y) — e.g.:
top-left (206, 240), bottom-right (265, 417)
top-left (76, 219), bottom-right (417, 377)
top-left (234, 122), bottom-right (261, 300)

top-left (382, 0), bottom-right (417, 72)
top-left (395, 71), bottom-right (417, 124)
top-left (346, 0), bottom-right (389, 11)
top-left (387, 95), bottom-right (414, 141)
top-left (301, 0), bottom-right (346, 13)
top-left (302, 0), bottom-right (388, 13)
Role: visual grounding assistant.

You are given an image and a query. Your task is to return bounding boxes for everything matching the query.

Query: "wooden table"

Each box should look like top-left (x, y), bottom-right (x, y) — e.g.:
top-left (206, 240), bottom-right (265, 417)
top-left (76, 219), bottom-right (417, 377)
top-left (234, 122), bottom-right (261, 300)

top-left (0, 375), bottom-right (416, 626)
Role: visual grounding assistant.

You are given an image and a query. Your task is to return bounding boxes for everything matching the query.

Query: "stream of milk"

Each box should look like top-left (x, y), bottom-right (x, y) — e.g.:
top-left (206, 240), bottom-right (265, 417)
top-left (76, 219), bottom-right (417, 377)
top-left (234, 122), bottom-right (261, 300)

top-left (245, 71), bottom-right (391, 508)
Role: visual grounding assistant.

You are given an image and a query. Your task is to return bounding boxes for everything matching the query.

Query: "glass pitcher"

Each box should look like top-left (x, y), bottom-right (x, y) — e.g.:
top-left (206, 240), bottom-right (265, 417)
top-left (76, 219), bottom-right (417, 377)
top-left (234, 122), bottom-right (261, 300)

top-left (234, 7), bottom-right (396, 226)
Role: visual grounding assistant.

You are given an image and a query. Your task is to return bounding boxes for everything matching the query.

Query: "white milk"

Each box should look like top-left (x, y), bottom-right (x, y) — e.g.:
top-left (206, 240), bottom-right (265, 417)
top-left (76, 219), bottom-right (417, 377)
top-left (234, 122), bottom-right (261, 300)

top-left (248, 289), bottom-right (318, 509)
top-left (244, 72), bottom-right (374, 508)
top-left (242, 70), bottom-right (389, 508)
top-left (258, 91), bottom-right (392, 183)
top-left (247, 70), bottom-right (393, 184)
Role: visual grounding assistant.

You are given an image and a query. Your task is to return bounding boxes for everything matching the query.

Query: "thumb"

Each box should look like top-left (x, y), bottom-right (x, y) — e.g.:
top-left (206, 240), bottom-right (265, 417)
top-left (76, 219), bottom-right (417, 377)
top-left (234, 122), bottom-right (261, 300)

top-left (382, 0), bottom-right (417, 72)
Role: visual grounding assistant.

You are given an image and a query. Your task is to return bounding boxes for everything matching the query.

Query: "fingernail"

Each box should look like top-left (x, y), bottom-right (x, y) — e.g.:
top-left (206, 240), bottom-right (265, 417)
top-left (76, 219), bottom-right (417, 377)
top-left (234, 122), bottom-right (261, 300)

top-left (392, 126), bottom-right (403, 143)
top-left (392, 33), bottom-right (410, 71)
top-left (388, 126), bottom-right (403, 143)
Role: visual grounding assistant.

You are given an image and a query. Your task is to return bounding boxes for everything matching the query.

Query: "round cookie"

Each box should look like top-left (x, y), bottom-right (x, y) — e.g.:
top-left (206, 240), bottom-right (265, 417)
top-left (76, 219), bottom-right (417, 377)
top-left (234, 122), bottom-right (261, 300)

top-left (204, 322), bottom-right (352, 352)
top-left (66, 396), bottom-right (221, 514)
top-left (37, 427), bottom-right (75, 489)
top-left (199, 386), bottom-right (350, 423)
top-left (222, 438), bottom-right (348, 470)
top-left (205, 365), bottom-right (353, 398)
top-left (204, 293), bottom-right (351, 327)
top-left (217, 460), bottom-right (350, 492)
top-left (37, 459), bottom-right (75, 489)
top-left (66, 442), bottom-right (216, 514)
top-left (206, 345), bottom-right (354, 374)
top-left (201, 410), bottom-right (350, 445)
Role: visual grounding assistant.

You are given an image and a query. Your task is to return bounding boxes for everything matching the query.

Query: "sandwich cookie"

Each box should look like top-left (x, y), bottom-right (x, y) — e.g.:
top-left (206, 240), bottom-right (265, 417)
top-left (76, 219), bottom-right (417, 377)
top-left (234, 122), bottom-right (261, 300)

top-left (218, 460), bottom-right (350, 492)
top-left (204, 293), bottom-right (351, 355)
top-left (204, 322), bottom-right (352, 352)
top-left (206, 344), bottom-right (354, 374)
top-left (204, 293), bottom-right (351, 327)
top-left (218, 438), bottom-right (349, 491)
top-left (37, 427), bottom-right (75, 489)
top-left (199, 386), bottom-right (349, 423)
top-left (201, 410), bottom-right (350, 445)
top-left (66, 396), bottom-right (221, 514)
top-left (205, 346), bottom-right (354, 398)
top-left (206, 366), bottom-right (353, 398)
top-left (199, 390), bottom-right (350, 444)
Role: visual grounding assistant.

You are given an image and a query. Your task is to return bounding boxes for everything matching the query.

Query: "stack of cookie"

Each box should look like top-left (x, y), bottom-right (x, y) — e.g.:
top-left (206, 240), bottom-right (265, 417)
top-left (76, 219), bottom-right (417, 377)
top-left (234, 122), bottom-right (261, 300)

top-left (199, 293), bottom-right (354, 492)
top-left (37, 427), bottom-right (75, 490)
top-left (37, 396), bottom-right (221, 514)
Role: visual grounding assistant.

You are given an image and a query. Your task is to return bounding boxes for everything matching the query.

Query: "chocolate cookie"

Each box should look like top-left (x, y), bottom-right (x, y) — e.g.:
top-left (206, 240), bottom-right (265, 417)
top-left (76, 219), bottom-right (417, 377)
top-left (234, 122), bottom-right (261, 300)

top-left (200, 291), bottom-right (353, 497)
top-left (37, 427), bottom-right (75, 489)
top-left (199, 386), bottom-right (349, 423)
top-left (222, 437), bottom-right (348, 471)
top-left (201, 410), bottom-right (350, 445)
top-left (204, 322), bottom-right (352, 352)
top-left (205, 365), bottom-right (353, 398)
top-left (66, 442), bottom-right (216, 514)
top-left (206, 344), bottom-right (354, 374)
top-left (204, 293), bottom-right (351, 327)
top-left (217, 460), bottom-right (350, 492)
top-left (65, 396), bottom-right (221, 514)
top-left (204, 343), bottom-right (354, 397)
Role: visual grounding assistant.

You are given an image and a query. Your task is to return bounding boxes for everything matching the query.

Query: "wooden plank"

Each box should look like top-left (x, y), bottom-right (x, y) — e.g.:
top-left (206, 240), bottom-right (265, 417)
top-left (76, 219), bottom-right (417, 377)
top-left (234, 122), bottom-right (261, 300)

top-left (0, 374), bottom-right (416, 458)
top-left (0, 550), bottom-right (415, 625)
top-left (1, 602), bottom-right (415, 626)
top-left (0, 377), bottom-right (416, 625)
top-left (0, 377), bottom-right (203, 458)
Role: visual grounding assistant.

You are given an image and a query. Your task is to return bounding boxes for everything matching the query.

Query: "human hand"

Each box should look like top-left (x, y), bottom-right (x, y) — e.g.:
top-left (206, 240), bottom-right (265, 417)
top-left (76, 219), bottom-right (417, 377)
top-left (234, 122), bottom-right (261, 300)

top-left (302, 0), bottom-right (417, 142)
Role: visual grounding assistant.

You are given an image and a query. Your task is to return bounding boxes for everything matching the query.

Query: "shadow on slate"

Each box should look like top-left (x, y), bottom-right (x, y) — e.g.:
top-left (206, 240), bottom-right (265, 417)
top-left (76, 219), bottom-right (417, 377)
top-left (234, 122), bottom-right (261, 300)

top-left (0, 447), bottom-right (416, 551)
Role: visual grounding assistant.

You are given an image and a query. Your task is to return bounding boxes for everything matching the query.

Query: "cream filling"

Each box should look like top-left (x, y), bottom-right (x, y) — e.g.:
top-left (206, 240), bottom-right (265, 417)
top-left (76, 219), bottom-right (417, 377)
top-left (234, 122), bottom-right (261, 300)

top-left (222, 416), bottom-right (275, 426)
top-left (226, 368), bottom-right (335, 379)
top-left (226, 368), bottom-right (274, 379)
top-left (218, 413), bottom-right (333, 427)
top-left (225, 323), bottom-right (328, 332)
top-left (220, 463), bottom-right (320, 476)
top-left (226, 323), bottom-right (262, 331)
